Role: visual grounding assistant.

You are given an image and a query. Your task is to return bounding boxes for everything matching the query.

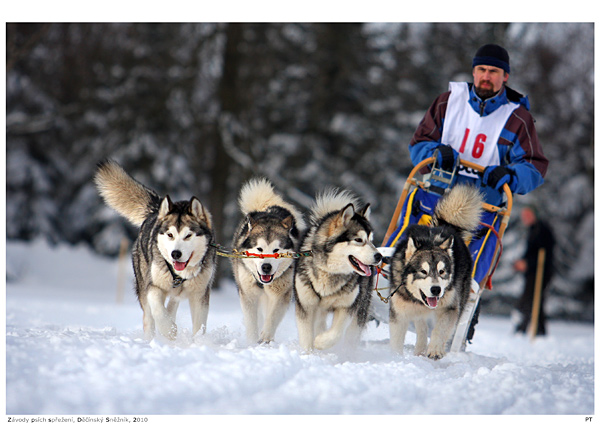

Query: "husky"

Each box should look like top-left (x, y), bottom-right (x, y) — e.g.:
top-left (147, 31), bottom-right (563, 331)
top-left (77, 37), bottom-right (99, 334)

top-left (294, 189), bottom-right (382, 351)
top-left (94, 160), bottom-right (216, 340)
top-left (231, 178), bottom-right (306, 345)
top-left (388, 184), bottom-right (482, 359)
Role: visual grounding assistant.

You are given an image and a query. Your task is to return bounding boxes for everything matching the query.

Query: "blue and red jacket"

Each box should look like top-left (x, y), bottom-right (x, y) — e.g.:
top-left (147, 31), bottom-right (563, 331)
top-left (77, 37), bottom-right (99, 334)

top-left (409, 83), bottom-right (549, 205)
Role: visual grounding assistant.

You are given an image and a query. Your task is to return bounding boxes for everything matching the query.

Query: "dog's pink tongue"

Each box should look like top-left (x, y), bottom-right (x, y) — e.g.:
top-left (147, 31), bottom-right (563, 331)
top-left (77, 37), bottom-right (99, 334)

top-left (356, 259), bottom-right (372, 276)
top-left (261, 274), bottom-right (274, 283)
top-left (427, 297), bottom-right (438, 308)
top-left (174, 261), bottom-right (187, 271)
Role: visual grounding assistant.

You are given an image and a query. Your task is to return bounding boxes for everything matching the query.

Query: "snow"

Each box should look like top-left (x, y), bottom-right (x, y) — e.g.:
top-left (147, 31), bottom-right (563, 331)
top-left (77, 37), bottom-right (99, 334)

top-left (4, 240), bottom-right (597, 432)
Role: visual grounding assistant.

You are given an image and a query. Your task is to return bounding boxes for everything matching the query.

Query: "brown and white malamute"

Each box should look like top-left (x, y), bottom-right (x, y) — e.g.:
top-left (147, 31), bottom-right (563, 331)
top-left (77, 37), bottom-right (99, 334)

top-left (389, 184), bottom-right (482, 359)
top-left (294, 189), bottom-right (382, 351)
top-left (95, 161), bottom-right (216, 340)
top-left (231, 178), bottom-right (305, 345)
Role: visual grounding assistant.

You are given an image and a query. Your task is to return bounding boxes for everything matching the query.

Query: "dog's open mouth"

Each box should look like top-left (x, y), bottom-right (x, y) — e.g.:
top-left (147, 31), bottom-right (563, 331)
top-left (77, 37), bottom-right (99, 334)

top-left (420, 291), bottom-right (439, 309)
top-left (173, 252), bottom-right (193, 272)
top-left (173, 259), bottom-right (189, 271)
top-left (349, 256), bottom-right (373, 277)
top-left (258, 274), bottom-right (274, 284)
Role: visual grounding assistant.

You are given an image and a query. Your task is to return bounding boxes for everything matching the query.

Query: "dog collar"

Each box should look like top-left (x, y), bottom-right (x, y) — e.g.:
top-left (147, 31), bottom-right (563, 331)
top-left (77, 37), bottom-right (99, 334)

top-left (166, 262), bottom-right (186, 288)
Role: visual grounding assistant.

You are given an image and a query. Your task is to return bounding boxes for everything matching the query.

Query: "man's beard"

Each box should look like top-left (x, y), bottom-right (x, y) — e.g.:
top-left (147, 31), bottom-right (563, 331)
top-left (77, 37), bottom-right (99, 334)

top-left (475, 82), bottom-right (499, 100)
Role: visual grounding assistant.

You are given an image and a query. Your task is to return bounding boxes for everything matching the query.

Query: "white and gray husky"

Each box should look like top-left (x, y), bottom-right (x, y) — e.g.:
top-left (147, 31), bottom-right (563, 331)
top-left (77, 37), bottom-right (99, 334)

top-left (388, 184), bottom-right (482, 359)
top-left (95, 161), bottom-right (216, 340)
top-left (294, 189), bottom-right (382, 351)
top-left (231, 178), bottom-right (306, 344)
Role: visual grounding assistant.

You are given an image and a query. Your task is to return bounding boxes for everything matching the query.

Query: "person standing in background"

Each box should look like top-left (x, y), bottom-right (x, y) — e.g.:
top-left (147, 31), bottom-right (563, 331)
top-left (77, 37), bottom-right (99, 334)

top-left (513, 205), bottom-right (555, 336)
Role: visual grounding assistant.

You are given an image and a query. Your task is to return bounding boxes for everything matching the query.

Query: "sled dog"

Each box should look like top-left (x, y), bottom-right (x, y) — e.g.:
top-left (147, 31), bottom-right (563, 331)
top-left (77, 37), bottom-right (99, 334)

top-left (388, 184), bottom-right (482, 359)
top-left (232, 178), bottom-right (306, 344)
top-left (95, 161), bottom-right (216, 340)
top-left (294, 189), bottom-right (382, 351)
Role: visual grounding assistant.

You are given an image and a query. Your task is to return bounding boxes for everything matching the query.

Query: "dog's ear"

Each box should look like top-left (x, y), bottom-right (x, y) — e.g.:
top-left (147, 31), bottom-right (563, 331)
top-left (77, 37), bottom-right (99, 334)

top-left (328, 203), bottom-right (355, 236)
top-left (326, 203), bottom-right (354, 236)
top-left (282, 215), bottom-right (300, 240)
top-left (439, 235), bottom-right (453, 251)
top-left (359, 203), bottom-right (371, 220)
top-left (340, 203), bottom-right (355, 227)
top-left (405, 237), bottom-right (417, 260)
top-left (190, 197), bottom-right (213, 229)
top-left (241, 214), bottom-right (259, 237)
top-left (281, 214), bottom-right (294, 230)
top-left (158, 195), bottom-right (173, 219)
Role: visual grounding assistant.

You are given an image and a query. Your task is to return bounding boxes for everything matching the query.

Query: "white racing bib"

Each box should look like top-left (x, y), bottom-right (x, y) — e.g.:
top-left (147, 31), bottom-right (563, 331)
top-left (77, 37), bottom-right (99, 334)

top-left (441, 82), bottom-right (518, 178)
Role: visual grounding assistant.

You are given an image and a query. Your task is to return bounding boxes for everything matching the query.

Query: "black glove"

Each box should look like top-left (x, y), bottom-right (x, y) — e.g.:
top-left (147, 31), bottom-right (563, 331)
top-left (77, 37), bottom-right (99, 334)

top-left (434, 145), bottom-right (458, 171)
top-left (483, 165), bottom-right (515, 191)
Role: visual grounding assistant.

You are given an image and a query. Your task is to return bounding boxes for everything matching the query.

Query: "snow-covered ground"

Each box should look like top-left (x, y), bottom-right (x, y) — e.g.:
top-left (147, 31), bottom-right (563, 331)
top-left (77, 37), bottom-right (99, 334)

top-left (4, 240), bottom-right (596, 429)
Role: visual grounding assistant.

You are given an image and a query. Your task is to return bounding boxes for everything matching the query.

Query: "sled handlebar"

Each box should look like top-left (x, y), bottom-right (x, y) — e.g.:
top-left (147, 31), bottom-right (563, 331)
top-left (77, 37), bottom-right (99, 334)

top-left (382, 157), bottom-right (513, 245)
top-left (457, 159), bottom-right (513, 211)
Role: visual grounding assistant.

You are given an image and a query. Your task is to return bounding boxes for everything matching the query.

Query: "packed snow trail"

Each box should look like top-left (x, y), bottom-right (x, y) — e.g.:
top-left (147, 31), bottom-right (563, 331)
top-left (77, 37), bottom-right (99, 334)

top-left (5, 240), bottom-right (595, 416)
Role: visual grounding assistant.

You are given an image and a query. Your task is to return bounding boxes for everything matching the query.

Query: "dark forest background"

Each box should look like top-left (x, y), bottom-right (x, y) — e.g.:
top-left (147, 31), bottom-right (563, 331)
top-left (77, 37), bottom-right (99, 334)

top-left (6, 23), bottom-right (594, 321)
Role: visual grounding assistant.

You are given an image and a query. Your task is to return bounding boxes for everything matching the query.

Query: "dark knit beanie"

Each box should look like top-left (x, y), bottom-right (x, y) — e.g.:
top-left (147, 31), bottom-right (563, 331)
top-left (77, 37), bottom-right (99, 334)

top-left (472, 44), bottom-right (510, 73)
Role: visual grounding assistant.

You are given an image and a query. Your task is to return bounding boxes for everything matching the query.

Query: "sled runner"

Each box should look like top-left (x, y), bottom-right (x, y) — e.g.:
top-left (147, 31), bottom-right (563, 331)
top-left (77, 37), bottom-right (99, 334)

top-left (375, 156), bottom-right (513, 352)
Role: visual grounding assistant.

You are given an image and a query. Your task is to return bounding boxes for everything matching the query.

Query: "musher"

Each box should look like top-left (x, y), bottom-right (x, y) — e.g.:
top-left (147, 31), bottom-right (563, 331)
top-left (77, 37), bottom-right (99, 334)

top-left (406, 43), bottom-right (550, 344)
top-left (408, 43), bottom-right (548, 206)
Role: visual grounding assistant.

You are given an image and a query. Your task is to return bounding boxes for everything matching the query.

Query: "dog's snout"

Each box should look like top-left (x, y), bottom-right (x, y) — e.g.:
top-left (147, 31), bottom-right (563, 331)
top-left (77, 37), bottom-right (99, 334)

top-left (171, 250), bottom-right (182, 260)
top-left (374, 252), bottom-right (382, 263)
top-left (430, 285), bottom-right (441, 296)
top-left (261, 263), bottom-right (272, 274)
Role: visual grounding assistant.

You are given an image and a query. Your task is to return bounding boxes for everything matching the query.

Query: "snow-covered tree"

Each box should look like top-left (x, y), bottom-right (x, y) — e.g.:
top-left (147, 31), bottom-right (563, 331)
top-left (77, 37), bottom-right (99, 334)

top-left (6, 23), bottom-right (593, 317)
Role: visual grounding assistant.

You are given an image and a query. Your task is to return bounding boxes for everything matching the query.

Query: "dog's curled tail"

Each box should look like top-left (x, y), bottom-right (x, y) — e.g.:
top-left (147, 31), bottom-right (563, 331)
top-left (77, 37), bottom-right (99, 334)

top-left (432, 184), bottom-right (483, 240)
top-left (239, 178), bottom-right (306, 230)
top-left (94, 160), bottom-right (160, 227)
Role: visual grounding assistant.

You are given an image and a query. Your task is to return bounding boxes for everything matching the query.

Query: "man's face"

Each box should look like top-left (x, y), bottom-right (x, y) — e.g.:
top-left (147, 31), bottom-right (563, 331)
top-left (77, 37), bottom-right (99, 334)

top-left (473, 65), bottom-right (509, 99)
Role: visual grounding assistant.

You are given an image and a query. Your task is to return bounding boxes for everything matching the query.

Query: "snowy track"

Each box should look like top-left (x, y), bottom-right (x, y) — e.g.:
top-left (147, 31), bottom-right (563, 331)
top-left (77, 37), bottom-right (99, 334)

top-left (5, 241), bottom-right (595, 417)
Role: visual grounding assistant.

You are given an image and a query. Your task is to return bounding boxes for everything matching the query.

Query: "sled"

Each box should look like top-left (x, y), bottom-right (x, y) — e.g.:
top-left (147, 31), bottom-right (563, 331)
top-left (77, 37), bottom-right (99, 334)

top-left (374, 156), bottom-right (513, 353)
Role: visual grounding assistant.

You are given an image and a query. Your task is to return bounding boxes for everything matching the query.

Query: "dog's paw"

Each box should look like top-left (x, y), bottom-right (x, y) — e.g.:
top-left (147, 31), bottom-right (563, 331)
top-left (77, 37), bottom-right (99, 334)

top-left (426, 345), bottom-right (446, 360)
top-left (258, 331), bottom-right (274, 345)
top-left (414, 344), bottom-right (427, 356)
top-left (192, 323), bottom-right (207, 337)
top-left (426, 337), bottom-right (449, 359)
top-left (314, 332), bottom-right (337, 350)
top-left (389, 340), bottom-right (405, 355)
top-left (298, 338), bottom-right (314, 352)
top-left (427, 352), bottom-right (445, 360)
top-left (158, 321), bottom-right (177, 341)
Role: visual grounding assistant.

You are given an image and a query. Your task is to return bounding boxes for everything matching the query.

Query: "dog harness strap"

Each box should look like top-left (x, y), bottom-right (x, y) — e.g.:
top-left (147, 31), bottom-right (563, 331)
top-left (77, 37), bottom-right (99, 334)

top-left (374, 283), bottom-right (402, 304)
top-left (172, 276), bottom-right (185, 287)
top-left (210, 243), bottom-right (312, 259)
top-left (166, 262), bottom-right (186, 288)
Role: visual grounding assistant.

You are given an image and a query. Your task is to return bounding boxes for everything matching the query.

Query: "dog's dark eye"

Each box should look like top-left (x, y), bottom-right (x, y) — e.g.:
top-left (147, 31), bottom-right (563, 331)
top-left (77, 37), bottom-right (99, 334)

top-left (257, 247), bottom-right (263, 252)
top-left (420, 269), bottom-right (428, 275)
top-left (354, 238), bottom-right (364, 244)
top-left (273, 248), bottom-right (279, 253)
top-left (167, 232), bottom-right (174, 239)
top-left (439, 269), bottom-right (445, 275)
top-left (184, 233), bottom-right (192, 240)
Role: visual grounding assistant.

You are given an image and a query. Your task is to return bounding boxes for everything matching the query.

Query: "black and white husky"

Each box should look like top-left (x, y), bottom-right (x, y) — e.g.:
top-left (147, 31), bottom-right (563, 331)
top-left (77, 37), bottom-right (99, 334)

top-left (231, 178), bottom-right (305, 344)
top-left (95, 161), bottom-right (216, 340)
top-left (294, 189), bottom-right (382, 351)
top-left (388, 184), bottom-right (482, 359)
